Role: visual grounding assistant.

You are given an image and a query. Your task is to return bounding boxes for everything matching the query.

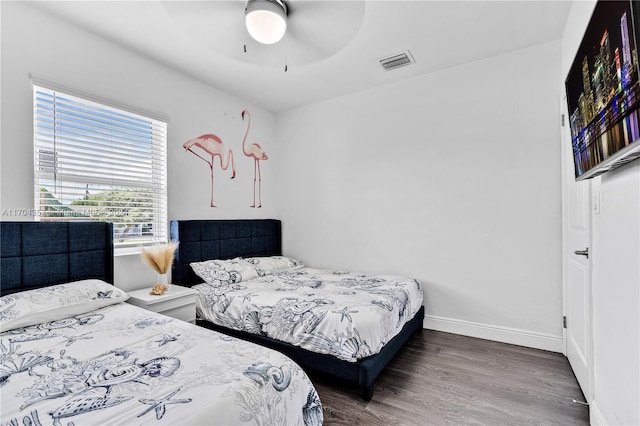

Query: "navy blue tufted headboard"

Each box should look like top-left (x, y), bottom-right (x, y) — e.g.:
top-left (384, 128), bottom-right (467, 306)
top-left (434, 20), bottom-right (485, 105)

top-left (170, 219), bottom-right (282, 286)
top-left (0, 222), bottom-right (114, 296)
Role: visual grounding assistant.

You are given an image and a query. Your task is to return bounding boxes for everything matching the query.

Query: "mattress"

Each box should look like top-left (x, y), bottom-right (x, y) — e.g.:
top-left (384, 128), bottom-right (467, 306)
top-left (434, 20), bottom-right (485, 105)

top-left (1, 290), bottom-right (322, 425)
top-left (193, 263), bottom-right (424, 362)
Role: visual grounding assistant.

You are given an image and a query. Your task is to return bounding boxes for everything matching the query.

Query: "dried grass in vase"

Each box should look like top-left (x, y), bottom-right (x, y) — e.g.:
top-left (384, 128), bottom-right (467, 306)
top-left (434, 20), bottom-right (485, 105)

top-left (142, 241), bottom-right (178, 295)
top-left (141, 242), bottom-right (179, 294)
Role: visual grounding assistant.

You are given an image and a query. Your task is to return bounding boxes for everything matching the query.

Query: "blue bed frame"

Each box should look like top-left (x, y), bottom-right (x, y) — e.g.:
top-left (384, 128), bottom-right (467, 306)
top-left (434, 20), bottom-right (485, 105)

top-left (0, 222), bottom-right (114, 296)
top-left (170, 219), bottom-right (425, 400)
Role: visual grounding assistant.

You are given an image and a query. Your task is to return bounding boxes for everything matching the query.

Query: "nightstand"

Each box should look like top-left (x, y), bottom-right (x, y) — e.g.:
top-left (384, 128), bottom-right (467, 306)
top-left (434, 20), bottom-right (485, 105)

top-left (126, 285), bottom-right (197, 323)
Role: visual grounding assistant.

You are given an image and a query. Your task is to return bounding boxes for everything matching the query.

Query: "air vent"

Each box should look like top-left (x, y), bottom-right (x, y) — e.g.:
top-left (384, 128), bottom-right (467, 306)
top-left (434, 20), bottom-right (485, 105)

top-left (379, 50), bottom-right (415, 71)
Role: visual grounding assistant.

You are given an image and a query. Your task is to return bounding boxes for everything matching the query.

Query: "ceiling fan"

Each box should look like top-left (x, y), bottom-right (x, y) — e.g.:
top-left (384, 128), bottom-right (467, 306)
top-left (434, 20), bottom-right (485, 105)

top-left (160, 0), bottom-right (366, 69)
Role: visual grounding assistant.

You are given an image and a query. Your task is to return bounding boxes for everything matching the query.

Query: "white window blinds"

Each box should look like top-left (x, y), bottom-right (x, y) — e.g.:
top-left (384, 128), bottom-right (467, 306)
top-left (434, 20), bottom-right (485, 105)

top-left (33, 85), bottom-right (168, 248)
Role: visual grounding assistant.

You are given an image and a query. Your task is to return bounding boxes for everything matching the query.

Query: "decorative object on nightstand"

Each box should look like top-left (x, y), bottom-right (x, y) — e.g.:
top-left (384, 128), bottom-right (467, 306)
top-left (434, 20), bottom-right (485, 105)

top-left (127, 285), bottom-right (197, 323)
top-left (141, 241), bottom-right (178, 292)
top-left (150, 284), bottom-right (168, 295)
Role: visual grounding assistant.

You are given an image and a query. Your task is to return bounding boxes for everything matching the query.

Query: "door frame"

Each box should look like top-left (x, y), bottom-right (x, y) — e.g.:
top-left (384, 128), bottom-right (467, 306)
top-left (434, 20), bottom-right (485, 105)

top-left (560, 96), bottom-right (595, 403)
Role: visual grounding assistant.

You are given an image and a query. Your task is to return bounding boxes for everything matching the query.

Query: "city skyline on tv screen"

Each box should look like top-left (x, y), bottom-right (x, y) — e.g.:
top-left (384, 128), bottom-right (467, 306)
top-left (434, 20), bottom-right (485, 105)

top-left (565, 0), bottom-right (640, 180)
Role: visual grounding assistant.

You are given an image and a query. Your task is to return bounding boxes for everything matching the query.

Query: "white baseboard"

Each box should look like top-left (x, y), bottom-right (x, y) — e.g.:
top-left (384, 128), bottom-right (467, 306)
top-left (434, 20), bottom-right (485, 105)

top-left (423, 314), bottom-right (564, 353)
top-left (589, 400), bottom-right (607, 426)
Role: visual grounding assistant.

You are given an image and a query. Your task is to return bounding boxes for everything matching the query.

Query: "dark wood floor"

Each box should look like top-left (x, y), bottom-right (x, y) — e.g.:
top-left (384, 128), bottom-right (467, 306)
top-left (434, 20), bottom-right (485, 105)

top-left (312, 330), bottom-right (590, 425)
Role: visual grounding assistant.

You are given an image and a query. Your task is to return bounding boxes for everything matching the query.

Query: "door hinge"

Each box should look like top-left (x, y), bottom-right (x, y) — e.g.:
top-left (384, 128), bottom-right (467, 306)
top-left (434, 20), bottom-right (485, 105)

top-left (561, 114), bottom-right (565, 127)
top-left (563, 316), bottom-right (567, 328)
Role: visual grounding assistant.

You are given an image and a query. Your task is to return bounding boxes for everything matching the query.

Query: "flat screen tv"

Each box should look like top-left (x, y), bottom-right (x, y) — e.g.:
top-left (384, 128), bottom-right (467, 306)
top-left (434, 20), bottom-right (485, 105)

top-left (565, 0), bottom-right (640, 180)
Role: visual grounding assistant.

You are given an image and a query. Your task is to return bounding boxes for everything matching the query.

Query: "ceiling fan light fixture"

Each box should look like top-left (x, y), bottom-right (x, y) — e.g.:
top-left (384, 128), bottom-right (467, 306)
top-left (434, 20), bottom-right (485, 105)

top-left (245, 0), bottom-right (288, 45)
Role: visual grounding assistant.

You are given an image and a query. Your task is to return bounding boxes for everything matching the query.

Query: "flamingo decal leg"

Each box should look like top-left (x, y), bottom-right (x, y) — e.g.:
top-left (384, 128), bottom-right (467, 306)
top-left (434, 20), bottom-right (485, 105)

top-left (256, 160), bottom-right (262, 208)
top-left (251, 161), bottom-right (256, 208)
top-left (209, 161), bottom-right (215, 207)
top-left (251, 160), bottom-right (263, 208)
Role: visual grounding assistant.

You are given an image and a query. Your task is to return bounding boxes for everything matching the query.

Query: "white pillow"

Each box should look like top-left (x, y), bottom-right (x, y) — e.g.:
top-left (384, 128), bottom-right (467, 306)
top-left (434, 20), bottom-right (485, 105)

top-left (190, 258), bottom-right (258, 287)
top-left (0, 279), bottom-right (128, 332)
top-left (191, 256), bottom-right (305, 287)
top-left (244, 256), bottom-right (304, 276)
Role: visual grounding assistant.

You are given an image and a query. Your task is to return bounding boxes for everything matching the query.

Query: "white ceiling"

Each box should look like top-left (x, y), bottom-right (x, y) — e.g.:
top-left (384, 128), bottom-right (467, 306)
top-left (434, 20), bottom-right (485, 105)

top-left (31, 0), bottom-right (572, 113)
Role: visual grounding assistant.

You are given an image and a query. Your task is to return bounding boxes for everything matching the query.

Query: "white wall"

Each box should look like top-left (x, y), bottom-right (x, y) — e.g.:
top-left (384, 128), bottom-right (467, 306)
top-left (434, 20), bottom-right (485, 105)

top-left (592, 165), bottom-right (640, 426)
top-left (561, 1), bottom-right (640, 424)
top-left (0, 2), bottom-right (278, 291)
top-left (276, 40), bottom-right (564, 351)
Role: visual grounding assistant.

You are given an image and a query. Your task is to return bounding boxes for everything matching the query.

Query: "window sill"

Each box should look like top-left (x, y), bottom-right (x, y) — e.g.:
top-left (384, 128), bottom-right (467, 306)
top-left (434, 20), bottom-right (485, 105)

top-left (114, 246), bottom-right (145, 257)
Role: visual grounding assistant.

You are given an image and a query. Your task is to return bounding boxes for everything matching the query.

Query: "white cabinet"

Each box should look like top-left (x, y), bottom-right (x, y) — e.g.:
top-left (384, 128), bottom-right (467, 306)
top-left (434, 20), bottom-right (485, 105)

top-left (127, 285), bottom-right (197, 323)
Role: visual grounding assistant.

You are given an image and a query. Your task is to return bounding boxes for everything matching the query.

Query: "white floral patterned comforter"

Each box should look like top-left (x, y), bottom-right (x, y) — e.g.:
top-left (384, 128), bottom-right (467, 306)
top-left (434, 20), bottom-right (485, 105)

top-left (194, 267), bottom-right (423, 362)
top-left (0, 303), bottom-right (322, 426)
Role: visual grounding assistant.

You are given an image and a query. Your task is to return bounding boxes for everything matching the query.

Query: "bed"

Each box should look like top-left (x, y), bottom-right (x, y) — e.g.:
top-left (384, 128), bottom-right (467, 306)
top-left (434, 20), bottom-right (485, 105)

top-left (0, 221), bottom-right (323, 426)
top-left (170, 219), bottom-right (425, 400)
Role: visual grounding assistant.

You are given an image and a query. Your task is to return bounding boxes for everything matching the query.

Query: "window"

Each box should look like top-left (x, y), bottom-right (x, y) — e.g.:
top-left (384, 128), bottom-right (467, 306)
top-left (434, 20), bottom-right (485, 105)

top-left (33, 84), bottom-right (168, 250)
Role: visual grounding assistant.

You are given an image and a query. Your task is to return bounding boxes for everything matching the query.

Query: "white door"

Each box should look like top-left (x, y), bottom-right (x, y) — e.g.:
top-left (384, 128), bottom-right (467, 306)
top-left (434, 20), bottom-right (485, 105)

top-left (561, 99), bottom-right (593, 401)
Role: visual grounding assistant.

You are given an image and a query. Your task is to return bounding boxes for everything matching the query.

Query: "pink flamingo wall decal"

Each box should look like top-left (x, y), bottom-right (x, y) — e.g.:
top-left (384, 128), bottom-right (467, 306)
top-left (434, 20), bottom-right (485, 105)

top-left (183, 134), bottom-right (236, 207)
top-left (241, 109), bottom-right (268, 208)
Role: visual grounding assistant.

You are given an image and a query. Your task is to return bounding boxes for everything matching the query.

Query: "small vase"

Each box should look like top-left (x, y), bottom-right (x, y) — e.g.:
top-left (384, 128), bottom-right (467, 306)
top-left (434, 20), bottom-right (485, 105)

top-left (157, 273), bottom-right (169, 291)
